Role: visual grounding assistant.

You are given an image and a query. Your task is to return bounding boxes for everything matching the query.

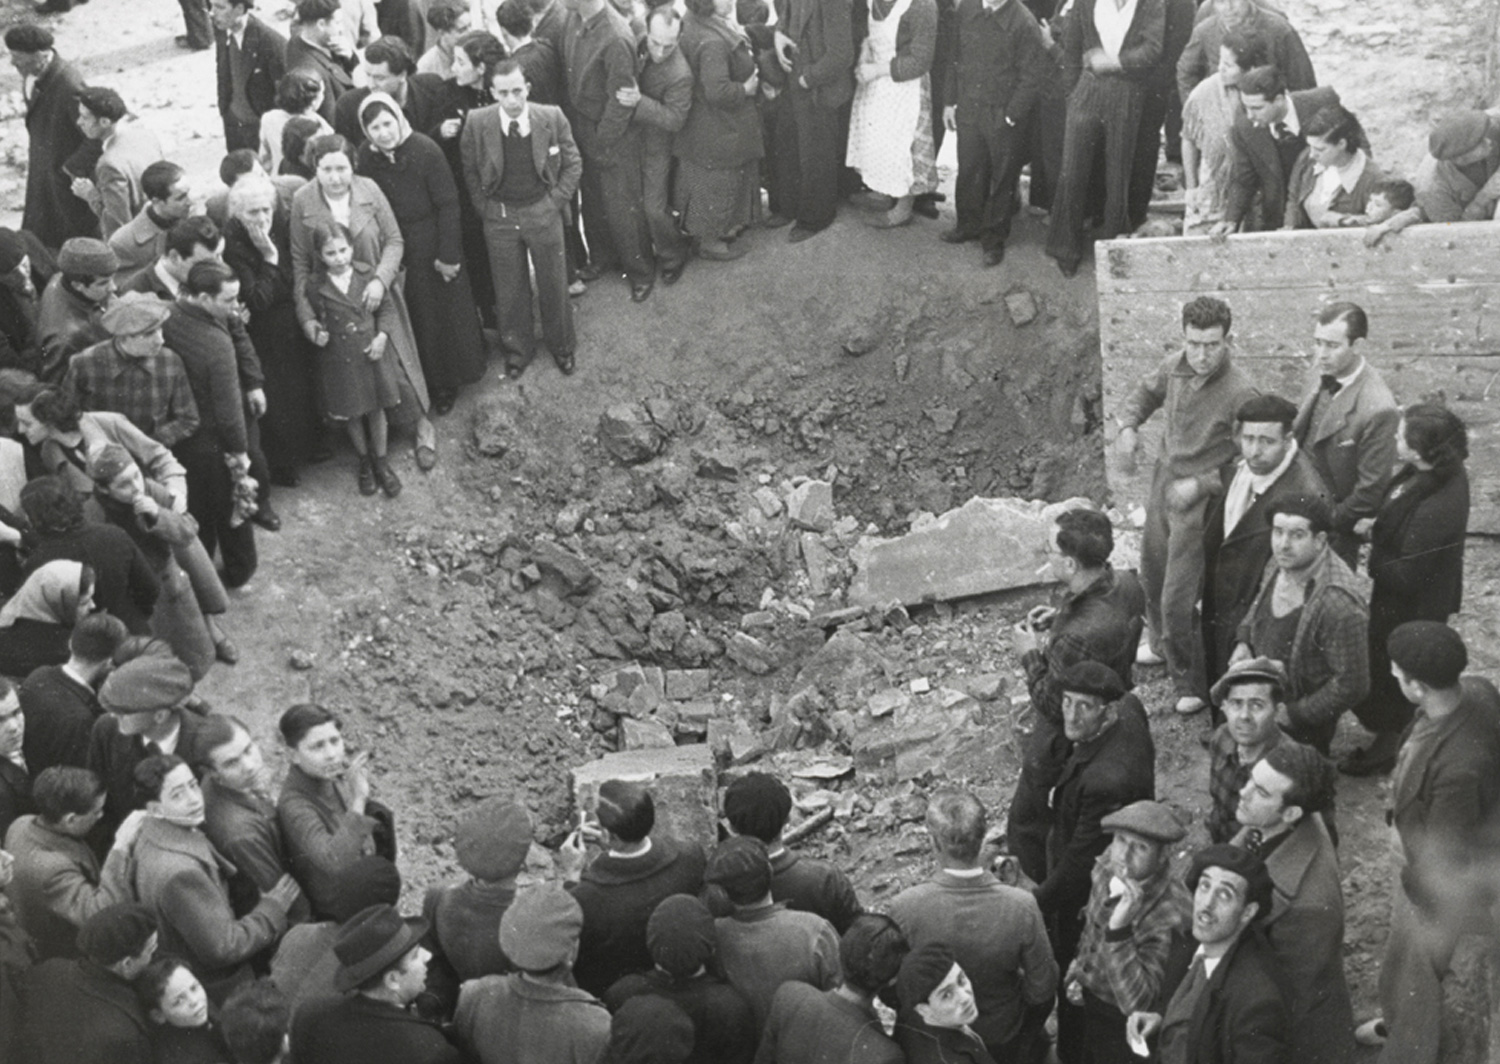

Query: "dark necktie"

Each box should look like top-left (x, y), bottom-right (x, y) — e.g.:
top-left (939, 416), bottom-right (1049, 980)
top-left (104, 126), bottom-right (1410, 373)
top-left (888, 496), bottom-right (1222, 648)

top-left (1320, 374), bottom-right (1342, 396)
top-left (1241, 827), bottom-right (1264, 854)
top-left (1271, 121), bottom-right (1289, 142)
top-left (508, 120), bottom-right (521, 139)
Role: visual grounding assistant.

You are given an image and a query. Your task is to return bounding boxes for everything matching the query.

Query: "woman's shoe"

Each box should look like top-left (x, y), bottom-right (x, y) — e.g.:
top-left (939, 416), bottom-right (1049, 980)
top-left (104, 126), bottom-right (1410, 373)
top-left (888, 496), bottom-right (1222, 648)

top-left (698, 239), bottom-right (747, 261)
top-left (357, 457), bottom-right (377, 496)
top-left (373, 457), bottom-right (402, 498)
top-left (867, 197), bottom-right (913, 228)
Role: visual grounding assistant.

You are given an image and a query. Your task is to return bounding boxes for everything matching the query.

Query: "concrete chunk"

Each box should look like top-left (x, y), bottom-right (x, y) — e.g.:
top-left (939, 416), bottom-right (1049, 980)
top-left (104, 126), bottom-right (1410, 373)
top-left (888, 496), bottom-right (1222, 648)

top-left (572, 744), bottom-right (718, 848)
top-left (726, 632), bottom-right (780, 674)
top-left (665, 669), bottom-right (712, 700)
top-left (787, 480), bottom-right (835, 532)
top-left (597, 663), bottom-right (665, 718)
top-left (847, 496), bottom-right (1096, 607)
top-left (619, 717), bottom-right (676, 750)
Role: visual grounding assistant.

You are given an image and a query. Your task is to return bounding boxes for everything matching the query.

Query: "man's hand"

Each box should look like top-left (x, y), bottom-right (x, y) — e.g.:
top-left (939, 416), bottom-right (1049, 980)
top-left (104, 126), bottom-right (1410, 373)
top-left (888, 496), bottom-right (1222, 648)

top-left (0, 521), bottom-right (21, 547)
top-left (434, 260), bottom-right (461, 282)
top-left (1108, 876), bottom-right (1145, 929)
top-left (1012, 621), bottom-right (1038, 656)
top-left (439, 117), bottom-right (462, 139)
top-left (1353, 517), bottom-right (1375, 538)
top-left (616, 84), bottom-right (641, 107)
top-left (558, 828), bottom-right (589, 884)
top-left (246, 388), bottom-right (267, 418)
top-left (343, 751), bottom-right (372, 813)
top-left (943, 104), bottom-right (957, 131)
top-left (1165, 476), bottom-right (1200, 512)
top-left (304, 320), bottom-right (330, 347)
top-left (113, 809), bottom-right (149, 851)
top-left (742, 70), bottom-right (759, 96)
top-left (1228, 641), bottom-right (1253, 666)
top-left (1208, 220), bottom-right (1235, 243)
top-left (773, 30), bottom-right (796, 72)
top-left (267, 874), bottom-right (304, 911)
top-left (70, 176), bottom-right (96, 201)
top-left (1364, 222), bottom-right (1392, 248)
top-left (1126, 1012), bottom-right (1162, 1056)
top-left (1066, 979), bottom-right (1084, 1006)
top-left (361, 277), bottom-right (385, 313)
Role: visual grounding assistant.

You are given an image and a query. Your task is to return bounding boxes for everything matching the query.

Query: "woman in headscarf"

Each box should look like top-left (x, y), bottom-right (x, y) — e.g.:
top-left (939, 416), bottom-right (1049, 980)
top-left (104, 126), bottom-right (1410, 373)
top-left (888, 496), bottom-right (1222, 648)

top-left (85, 446), bottom-right (220, 682)
top-left (0, 559), bottom-right (95, 678)
top-left (675, 0), bottom-right (764, 261)
top-left (356, 93), bottom-right (487, 417)
top-left (288, 134), bottom-right (440, 473)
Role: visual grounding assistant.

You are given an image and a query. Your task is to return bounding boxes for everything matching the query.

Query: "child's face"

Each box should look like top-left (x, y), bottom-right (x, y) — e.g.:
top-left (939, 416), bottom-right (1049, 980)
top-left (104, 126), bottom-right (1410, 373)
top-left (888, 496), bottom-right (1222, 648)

top-left (320, 237), bottom-right (353, 271)
top-left (153, 967), bottom-right (209, 1028)
top-left (1364, 193), bottom-right (1396, 224)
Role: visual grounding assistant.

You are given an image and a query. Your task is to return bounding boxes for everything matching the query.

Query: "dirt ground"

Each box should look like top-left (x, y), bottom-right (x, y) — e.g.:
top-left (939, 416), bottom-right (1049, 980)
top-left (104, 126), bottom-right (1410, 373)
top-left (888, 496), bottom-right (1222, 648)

top-left (2, 0), bottom-right (1499, 1051)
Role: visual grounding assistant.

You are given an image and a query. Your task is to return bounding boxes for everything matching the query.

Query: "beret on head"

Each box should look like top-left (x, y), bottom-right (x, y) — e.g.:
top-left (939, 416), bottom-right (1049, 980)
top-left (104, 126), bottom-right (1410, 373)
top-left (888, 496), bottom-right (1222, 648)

top-left (1057, 661), bottom-right (1126, 702)
top-left (1430, 111), bottom-right (1491, 160)
top-left (499, 883), bottom-right (583, 971)
top-left (324, 855), bottom-right (403, 924)
top-left (1187, 844), bottom-right (1273, 918)
top-left (454, 798), bottom-right (532, 881)
top-left (99, 654), bottom-right (195, 714)
top-left (607, 996), bottom-right (696, 1064)
top-left (897, 942), bottom-right (958, 1013)
top-left (57, 237), bottom-right (119, 278)
top-left (647, 894), bottom-right (716, 978)
top-left (100, 293), bottom-right (172, 337)
top-left (723, 772), bottom-right (792, 842)
top-left (0, 229), bottom-right (27, 274)
top-left (77, 903), bottom-right (157, 966)
top-left (1387, 621), bottom-right (1467, 689)
top-left (1101, 799), bottom-right (1187, 844)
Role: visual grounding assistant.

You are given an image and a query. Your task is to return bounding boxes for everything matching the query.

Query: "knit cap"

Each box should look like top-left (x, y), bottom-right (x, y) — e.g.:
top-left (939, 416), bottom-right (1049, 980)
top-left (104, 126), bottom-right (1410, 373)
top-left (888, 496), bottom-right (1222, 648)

top-left (57, 237), bottom-right (119, 278)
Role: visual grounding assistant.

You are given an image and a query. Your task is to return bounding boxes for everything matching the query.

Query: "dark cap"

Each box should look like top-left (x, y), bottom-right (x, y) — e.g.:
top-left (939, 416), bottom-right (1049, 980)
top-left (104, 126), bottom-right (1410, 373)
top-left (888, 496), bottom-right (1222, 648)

top-left (1430, 111), bottom-right (1491, 160)
top-left (98, 655), bottom-right (195, 714)
top-left (0, 230), bottom-right (27, 274)
top-left (499, 883), bottom-right (584, 971)
top-left (1057, 661), bottom-right (1126, 701)
top-left (1100, 800), bottom-right (1187, 844)
top-left (647, 894), bottom-right (716, 978)
top-left (1388, 621), bottom-right (1467, 689)
top-left (1187, 844), bottom-right (1272, 919)
top-left (324, 855), bottom-right (403, 924)
top-left (897, 942), bottom-right (958, 1012)
top-left (77, 903), bottom-right (158, 966)
top-left (1210, 656), bottom-right (1288, 706)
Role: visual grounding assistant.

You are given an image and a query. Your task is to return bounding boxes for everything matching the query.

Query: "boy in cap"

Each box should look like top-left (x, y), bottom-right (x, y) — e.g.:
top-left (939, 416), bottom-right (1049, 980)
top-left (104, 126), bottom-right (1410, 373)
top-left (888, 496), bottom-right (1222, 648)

top-left (894, 943), bottom-right (990, 1064)
top-left (1126, 845), bottom-right (1288, 1064)
top-left (1365, 622), bottom-right (1500, 1064)
top-left (36, 236), bottom-right (118, 383)
top-left (454, 882), bottom-right (611, 1064)
top-left (22, 902), bottom-right (159, 1064)
top-left (603, 893), bottom-right (757, 1064)
top-left (723, 771), bottom-right (862, 933)
top-left (291, 903), bottom-right (460, 1064)
top-left (1063, 799), bottom-right (1190, 1064)
top-left (755, 913), bottom-right (908, 1064)
top-left (1205, 657), bottom-right (1289, 844)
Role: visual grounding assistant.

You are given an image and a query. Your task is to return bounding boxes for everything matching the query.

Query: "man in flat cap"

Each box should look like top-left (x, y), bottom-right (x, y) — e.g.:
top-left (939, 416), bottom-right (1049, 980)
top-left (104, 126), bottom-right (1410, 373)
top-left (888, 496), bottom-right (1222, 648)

top-left (36, 236), bottom-right (118, 384)
top-left (1230, 740), bottom-right (1351, 1064)
top-left (85, 646), bottom-right (210, 837)
top-left (292, 903), bottom-right (461, 1064)
top-left (1063, 800), bottom-right (1191, 1064)
top-left (1365, 622), bottom-right (1500, 1064)
top-left (1206, 657), bottom-right (1289, 844)
top-left (1010, 507), bottom-right (1145, 886)
top-left (1126, 845), bottom-right (1289, 1064)
top-left (1230, 494), bottom-right (1369, 754)
top-left (454, 882), bottom-right (611, 1064)
top-left (1367, 109), bottom-right (1500, 246)
top-left (723, 771), bottom-right (862, 933)
top-left (421, 797), bottom-right (532, 1011)
top-left (22, 902), bottom-right (159, 1064)
top-left (63, 292), bottom-right (202, 450)
top-left (1015, 660), bottom-right (1155, 1063)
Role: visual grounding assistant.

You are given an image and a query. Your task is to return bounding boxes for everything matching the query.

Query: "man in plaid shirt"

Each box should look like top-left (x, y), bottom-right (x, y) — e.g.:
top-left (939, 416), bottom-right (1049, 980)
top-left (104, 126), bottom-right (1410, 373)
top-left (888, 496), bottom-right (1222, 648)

top-left (1206, 657), bottom-right (1289, 844)
top-left (1231, 494), bottom-right (1370, 754)
top-left (1064, 800), bottom-right (1190, 1063)
top-left (62, 293), bottom-right (200, 448)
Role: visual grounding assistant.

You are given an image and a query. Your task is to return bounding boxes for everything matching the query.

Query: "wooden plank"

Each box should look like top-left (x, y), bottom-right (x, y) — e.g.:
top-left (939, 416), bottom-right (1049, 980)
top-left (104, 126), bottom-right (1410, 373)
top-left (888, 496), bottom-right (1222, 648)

top-left (1097, 225), bottom-right (1500, 536)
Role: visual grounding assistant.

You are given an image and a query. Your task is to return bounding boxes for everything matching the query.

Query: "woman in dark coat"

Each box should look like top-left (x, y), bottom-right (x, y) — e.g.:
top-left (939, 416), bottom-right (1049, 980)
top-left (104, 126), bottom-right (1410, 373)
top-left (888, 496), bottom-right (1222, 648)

top-left (0, 559), bottom-right (95, 679)
top-left (222, 174), bottom-right (321, 487)
top-left (355, 93), bottom-right (487, 416)
top-left (1342, 404), bottom-right (1471, 777)
top-left (676, 0), bottom-right (765, 261)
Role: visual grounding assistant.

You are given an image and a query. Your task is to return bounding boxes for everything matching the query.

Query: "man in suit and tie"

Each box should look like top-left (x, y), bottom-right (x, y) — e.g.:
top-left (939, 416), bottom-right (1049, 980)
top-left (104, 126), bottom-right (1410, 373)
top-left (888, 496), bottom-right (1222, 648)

top-left (1291, 301), bottom-right (1397, 567)
top-left (287, 0), bottom-right (359, 127)
top-left (72, 87), bottom-right (165, 241)
top-left (1211, 65), bottom-right (1341, 236)
top-left (461, 59), bottom-right (582, 378)
top-left (212, 0), bottom-right (288, 152)
top-left (1201, 393), bottom-right (1329, 687)
top-left (7, 25), bottom-right (97, 250)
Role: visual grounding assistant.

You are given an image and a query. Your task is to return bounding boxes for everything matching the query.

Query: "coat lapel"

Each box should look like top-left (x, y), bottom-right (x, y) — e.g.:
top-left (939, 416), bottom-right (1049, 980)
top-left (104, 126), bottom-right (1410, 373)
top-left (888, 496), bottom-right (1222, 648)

top-left (1306, 374), bottom-right (1363, 445)
top-left (529, 105), bottom-right (548, 180)
top-left (1263, 817), bottom-right (1323, 924)
top-left (1393, 705), bottom-right (1470, 816)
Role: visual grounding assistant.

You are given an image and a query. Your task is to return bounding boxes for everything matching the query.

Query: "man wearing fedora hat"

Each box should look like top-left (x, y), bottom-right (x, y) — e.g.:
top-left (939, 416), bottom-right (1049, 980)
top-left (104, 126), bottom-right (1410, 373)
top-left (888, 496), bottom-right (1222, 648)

top-left (37, 236), bottom-right (118, 384)
top-left (292, 903), bottom-right (461, 1064)
top-left (454, 882), bottom-right (611, 1064)
top-left (63, 292), bottom-right (202, 451)
top-left (1063, 800), bottom-right (1190, 1064)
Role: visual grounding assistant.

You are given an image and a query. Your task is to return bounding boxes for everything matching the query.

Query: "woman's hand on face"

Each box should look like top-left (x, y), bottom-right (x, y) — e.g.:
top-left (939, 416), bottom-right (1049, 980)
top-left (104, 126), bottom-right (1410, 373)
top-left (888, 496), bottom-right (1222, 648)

top-left (362, 278), bottom-right (385, 312)
top-left (434, 260), bottom-right (461, 282)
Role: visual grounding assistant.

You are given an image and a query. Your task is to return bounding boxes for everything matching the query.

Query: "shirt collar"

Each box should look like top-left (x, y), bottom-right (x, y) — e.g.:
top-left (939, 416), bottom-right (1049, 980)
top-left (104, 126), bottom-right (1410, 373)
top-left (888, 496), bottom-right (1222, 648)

top-left (607, 836), bottom-right (653, 859)
top-left (1278, 101), bottom-right (1300, 137)
top-left (153, 259), bottom-right (181, 297)
top-left (502, 106), bottom-right (532, 137)
top-left (1334, 356), bottom-right (1366, 388)
top-left (1191, 945), bottom-right (1224, 979)
top-left (943, 866), bottom-right (987, 878)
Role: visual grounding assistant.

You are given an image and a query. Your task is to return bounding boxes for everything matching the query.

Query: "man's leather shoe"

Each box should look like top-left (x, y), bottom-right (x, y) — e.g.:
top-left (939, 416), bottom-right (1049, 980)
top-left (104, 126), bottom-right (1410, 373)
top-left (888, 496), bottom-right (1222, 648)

top-left (251, 505), bottom-right (281, 532)
top-left (554, 352), bottom-right (576, 376)
top-left (940, 228), bottom-right (977, 244)
top-left (576, 263), bottom-right (605, 282)
top-left (631, 280), bottom-right (654, 303)
top-left (505, 361), bottom-right (528, 380)
top-left (431, 390), bottom-right (457, 415)
top-left (787, 224), bottom-right (826, 244)
top-left (912, 198), bottom-right (941, 219)
top-left (660, 261), bottom-right (686, 284)
top-left (983, 246), bottom-right (1005, 267)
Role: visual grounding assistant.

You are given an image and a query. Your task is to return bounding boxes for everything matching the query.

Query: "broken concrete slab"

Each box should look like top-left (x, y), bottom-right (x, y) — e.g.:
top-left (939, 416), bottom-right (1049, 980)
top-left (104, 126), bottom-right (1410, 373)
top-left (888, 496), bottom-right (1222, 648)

top-left (708, 717), bottom-right (767, 766)
top-left (572, 744), bottom-right (717, 848)
top-left (753, 486), bottom-right (784, 518)
top-left (866, 689), bottom-right (908, 718)
top-left (801, 534), bottom-right (835, 597)
top-left (665, 669), bottom-right (712, 701)
top-left (792, 630), bottom-right (896, 714)
top-left (852, 693), bottom-right (986, 782)
top-left (597, 663), bottom-right (665, 718)
top-left (846, 496), bottom-right (1098, 607)
top-left (619, 717), bottom-right (676, 750)
top-left (726, 632), bottom-right (780, 674)
top-left (787, 480), bottom-right (835, 532)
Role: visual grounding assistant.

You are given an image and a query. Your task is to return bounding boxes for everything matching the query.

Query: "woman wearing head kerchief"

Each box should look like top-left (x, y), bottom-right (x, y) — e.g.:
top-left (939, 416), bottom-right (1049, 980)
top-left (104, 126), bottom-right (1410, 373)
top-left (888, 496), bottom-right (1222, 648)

top-left (355, 93), bottom-right (486, 417)
top-left (895, 943), bottom-right (996, 1064)
top-left (603, 996), bottom-right (696, 1064)
top-left (1343, 404), bottom-right (1471, 777)
top-left (602, 894), bottom-right (758, 1064)
top-left (0, 559), bottom-right (96, 677)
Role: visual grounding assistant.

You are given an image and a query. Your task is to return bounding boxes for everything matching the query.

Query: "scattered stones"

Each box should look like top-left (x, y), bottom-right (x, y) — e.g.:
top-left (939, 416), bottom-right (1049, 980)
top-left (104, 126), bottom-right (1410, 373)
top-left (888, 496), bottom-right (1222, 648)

top-left (791, 755), bottom-right (854, 780)
top-left (866, 689), bottom-right (908, 718)
top-left (786, 480), bottom-right (835, 532)
top-left (726, 632), bottom-right (780, 674)
top-left (954, 673), bottom-right (1007, 702)
top-left (554, 503), bottom-right (588, 536)
top-left (801, 533), bottom-right (835, 596)
top-left (909, 677), bottom-right (931, 694)
top-left (1005, 289), bottom-right (1039, 326)
top-left (572, 745), bottom-right (718, 847)
top-left (596, 663), bottom-right (666, 718)
top-left (753, 486), bottom-right (784, 518)
top-left (620, 717), bottom-right (676, 750)
top-left (531, 541), bottom-right (599, 597)
top-left (740, 611), bottom-right (776, 630)
top-left (471, 397), bottom-right (527, 457)
top-left (665, 669), bottom-right (712, 700)
top-left (598, 403), bottom-right (668, 464)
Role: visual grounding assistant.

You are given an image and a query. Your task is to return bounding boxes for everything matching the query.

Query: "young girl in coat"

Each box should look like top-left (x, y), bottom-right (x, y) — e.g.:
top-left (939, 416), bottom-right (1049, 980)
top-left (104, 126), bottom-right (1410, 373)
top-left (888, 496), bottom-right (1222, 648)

top-left (303, 223), bottom-right (403, 498)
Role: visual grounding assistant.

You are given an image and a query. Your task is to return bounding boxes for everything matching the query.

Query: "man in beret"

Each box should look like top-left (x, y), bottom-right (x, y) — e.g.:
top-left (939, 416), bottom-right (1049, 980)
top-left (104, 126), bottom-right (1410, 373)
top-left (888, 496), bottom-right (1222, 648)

top-left (21, 902), bottom-right (159, 1064)
top-left (888, 788), bottom-right (1057, 1063)
top-left (6, 24), bottom-right (96, 250)
top-left (62, 292), bottom-right (202, 450)
top-left (1230, 494), bottom-right (1369, 754)
top-left (1366, 622), bottom-right (1500, 1064)
top-left (1205, 657), bottom-right (1289, 844)
top-left (1229, 741), bottom-right (1352, 1064)
top-left (36, 236), bottom-right (118, 384)
top-left (1010, 507), bottom-right (1145, 885)
top-left (1367, 108), bottom-right (1500, 246)
top-left (292, 903), bottom-right (461, 1064)
top-left (421, 797), bottom-right (532, 1010)
top-left (454, 883), bottom-right (611, 1064)
top-left (1063, 800), bottom-right (1191, 1064)
top-left (722, 771), bottom-right (862, 933)
top-left (1024, 661), bottom-right (1155, 1063)
top-left (1126, 845), bottom-right (1289, 1063)
top-left (603, 894), bottom-right (758, 1064)
top-left (85, 647), bottom-right (211, 837)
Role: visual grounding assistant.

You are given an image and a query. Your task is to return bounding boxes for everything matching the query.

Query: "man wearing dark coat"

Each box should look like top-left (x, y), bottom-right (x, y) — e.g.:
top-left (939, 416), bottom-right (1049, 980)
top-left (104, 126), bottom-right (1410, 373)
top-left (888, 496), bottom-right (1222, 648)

top-left (624, 8), bottom-right (694, 283)
top-left (37, 237), bottom-right (119, 385)
top-left (1201, 393), bottom-right (1330, 685)
top-left (213, 0), bottom-right (289, 151)
top-left (0, 228), bottom-right (56, 374)
top-left (286, 0), bottom-right (359, 126)
top-left (20, 612), bottom-right (126, 777)
top-left (332, 37), bottom-right (450, 143)
top-left (7, 26), bottom-right (97, 250)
